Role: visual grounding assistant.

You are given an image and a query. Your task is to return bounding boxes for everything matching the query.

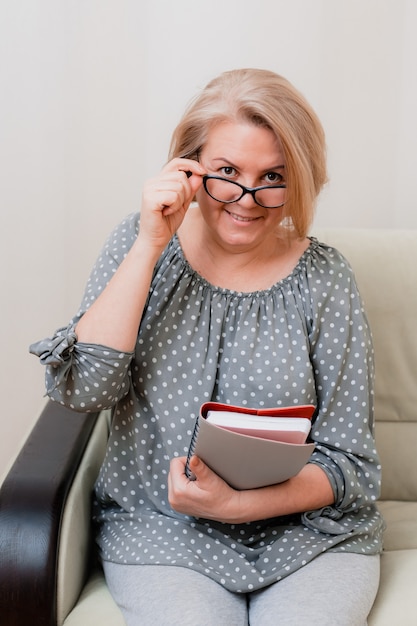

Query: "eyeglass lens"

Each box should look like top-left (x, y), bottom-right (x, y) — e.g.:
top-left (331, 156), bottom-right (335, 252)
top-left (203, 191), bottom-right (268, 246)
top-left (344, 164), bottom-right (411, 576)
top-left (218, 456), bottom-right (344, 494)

top-left (204, 177), bottom-right (285, 209)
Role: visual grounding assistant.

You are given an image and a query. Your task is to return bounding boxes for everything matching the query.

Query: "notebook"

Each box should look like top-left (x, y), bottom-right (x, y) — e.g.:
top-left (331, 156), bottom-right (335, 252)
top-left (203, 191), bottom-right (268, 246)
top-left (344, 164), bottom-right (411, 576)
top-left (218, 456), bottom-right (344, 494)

top-left (185, 401), bottom-right (316, 490)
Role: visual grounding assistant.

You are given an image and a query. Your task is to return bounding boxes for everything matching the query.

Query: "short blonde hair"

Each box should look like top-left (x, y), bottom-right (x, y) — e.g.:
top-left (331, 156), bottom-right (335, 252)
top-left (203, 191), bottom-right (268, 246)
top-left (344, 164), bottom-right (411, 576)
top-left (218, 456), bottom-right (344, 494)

top-left (169, 68), bottom-right (327, 238)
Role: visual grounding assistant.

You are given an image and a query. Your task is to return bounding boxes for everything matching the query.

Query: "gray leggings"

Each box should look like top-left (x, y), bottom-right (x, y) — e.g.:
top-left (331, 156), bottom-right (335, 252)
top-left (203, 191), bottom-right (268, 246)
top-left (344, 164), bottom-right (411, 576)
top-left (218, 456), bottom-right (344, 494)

top-left (103, 552), bottom-right (380, 626)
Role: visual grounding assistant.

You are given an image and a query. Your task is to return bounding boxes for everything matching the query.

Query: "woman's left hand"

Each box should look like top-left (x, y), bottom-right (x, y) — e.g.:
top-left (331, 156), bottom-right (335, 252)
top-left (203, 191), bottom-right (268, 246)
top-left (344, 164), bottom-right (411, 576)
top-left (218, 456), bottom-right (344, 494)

top-left (168, 455), bottom-right (242, 523)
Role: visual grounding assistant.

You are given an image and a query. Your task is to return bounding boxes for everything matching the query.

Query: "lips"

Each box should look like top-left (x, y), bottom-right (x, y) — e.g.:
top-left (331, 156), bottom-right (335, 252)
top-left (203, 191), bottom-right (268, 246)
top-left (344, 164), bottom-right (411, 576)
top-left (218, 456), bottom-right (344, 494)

top-left (226, 209), bottom-right (261, 222)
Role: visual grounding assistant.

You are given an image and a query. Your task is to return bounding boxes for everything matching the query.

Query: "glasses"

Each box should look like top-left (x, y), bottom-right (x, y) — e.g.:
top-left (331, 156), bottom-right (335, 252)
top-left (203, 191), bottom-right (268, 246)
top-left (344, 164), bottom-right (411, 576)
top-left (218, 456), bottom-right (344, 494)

top-left (203, 175), bottom-right (286, 209)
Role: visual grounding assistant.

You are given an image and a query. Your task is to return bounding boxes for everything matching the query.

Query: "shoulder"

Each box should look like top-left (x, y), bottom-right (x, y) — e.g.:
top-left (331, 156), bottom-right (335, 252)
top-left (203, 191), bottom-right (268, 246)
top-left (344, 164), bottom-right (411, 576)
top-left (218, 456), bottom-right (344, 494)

top-left (108, 211), bottom-right (140, 241)
top-left (306, 237), bottom-right (355, 279)
top-left (101, 212), bottom-right (140, 259)
top-left (299, 238), bottom-right (364, 309)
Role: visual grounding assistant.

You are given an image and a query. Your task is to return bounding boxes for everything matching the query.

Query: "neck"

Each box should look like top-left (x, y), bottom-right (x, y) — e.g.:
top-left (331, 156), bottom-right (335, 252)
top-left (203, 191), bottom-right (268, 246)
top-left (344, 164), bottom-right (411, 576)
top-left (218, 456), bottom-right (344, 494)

top-left (177, 210), bottom-right (302, 292)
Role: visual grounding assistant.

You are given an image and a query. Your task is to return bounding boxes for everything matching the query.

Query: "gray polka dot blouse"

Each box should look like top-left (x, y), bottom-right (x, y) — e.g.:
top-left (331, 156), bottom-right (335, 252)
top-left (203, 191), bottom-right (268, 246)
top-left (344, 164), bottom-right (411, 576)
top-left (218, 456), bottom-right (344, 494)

top-left (31, 212), bottom-right (384, 592)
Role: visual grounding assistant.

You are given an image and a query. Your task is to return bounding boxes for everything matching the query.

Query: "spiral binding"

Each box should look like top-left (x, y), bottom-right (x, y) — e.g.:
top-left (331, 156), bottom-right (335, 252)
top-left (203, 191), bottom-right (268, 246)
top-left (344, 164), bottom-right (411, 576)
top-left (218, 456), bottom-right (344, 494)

top-left (185, 417), bottom-right (200, 480)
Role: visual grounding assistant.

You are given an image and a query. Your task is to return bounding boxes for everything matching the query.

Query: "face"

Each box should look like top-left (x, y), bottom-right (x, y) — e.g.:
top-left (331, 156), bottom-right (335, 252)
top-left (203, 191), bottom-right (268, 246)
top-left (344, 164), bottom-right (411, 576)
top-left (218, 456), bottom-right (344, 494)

top-left (195, 121), bottom-right (286, 252)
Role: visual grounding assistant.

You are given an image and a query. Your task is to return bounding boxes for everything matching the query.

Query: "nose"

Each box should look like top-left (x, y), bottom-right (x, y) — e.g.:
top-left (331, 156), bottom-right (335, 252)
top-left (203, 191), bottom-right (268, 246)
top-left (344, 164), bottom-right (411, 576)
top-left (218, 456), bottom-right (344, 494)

top-left (235, 188), bottom-right (258, 209)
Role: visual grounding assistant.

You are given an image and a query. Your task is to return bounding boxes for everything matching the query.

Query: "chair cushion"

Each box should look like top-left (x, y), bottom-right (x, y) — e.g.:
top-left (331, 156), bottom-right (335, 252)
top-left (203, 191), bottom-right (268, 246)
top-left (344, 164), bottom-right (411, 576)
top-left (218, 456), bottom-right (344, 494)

top-left (366, 500), bottom-right (417, 624)
top-left (368, 549), bottom-right (417, 626)
top-left (63, 568), bottom-right (125, 626)
top-left (377, 500), bottom-right (417, 551)
top-left (375, 422), bottom-right (417, 501)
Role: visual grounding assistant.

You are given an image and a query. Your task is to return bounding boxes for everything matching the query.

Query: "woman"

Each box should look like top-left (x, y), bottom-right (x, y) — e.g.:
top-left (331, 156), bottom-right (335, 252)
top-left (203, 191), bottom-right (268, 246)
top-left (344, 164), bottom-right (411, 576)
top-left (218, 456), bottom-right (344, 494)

top-left (31, 68), bottom-right (384, 625)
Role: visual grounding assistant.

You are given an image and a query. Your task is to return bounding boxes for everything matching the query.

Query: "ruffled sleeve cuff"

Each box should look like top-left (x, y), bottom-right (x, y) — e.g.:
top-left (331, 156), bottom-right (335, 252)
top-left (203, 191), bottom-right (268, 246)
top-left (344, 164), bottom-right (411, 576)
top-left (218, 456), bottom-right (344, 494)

top-left (30, 325), bottom-right (78, 366)
top-left (29, 326), bottom-right (78, 394)
top-left (29, 326), bottom-right (134, 409)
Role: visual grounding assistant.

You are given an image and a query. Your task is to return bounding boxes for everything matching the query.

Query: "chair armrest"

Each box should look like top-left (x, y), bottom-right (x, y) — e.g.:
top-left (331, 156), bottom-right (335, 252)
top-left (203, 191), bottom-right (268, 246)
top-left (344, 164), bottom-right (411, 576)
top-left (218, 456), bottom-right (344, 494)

top-left (0, 401), bottom-right (104, 626)
top-left (57, 407), bottom-right (110, 625)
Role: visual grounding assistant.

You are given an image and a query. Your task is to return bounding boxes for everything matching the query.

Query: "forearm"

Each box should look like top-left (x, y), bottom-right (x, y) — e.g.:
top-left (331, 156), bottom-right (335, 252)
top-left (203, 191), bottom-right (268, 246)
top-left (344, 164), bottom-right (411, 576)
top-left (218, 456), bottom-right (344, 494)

top-left (75, 236), bottom-right (162, 352)
top-left (169, 456), bottom-right (335, 525)
top-left (232, 463), bottom-right (334, 524)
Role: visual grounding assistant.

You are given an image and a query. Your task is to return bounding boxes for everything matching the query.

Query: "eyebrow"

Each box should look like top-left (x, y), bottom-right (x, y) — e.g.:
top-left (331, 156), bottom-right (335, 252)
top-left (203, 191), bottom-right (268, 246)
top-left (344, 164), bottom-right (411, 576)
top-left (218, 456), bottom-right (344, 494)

top-left (210, 158), bottom-right (285, 170)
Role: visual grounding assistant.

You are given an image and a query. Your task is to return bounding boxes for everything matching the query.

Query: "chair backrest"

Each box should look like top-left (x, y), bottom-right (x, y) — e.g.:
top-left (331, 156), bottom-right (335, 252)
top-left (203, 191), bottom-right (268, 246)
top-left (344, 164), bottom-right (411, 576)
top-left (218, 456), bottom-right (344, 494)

top-left (313, 229), bottom-right (417, 501)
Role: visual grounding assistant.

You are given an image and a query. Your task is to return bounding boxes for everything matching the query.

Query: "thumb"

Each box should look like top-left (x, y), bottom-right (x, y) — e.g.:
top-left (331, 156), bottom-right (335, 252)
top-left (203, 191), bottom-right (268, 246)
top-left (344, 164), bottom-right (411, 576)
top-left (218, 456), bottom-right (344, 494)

top-left (188, 455), bottom-right (208, 479)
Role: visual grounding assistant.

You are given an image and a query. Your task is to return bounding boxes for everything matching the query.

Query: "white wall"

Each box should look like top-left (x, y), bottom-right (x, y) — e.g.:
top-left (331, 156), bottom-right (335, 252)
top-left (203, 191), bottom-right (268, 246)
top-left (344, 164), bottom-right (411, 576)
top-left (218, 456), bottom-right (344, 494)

top-left (1, 0), bottom-right (416, 477)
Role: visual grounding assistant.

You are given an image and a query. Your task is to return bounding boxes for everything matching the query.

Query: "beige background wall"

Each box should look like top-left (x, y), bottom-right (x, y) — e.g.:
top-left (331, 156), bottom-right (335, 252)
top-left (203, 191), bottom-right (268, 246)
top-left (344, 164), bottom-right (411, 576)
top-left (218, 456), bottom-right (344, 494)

top-left (1, 0), bottom-right (416, 477)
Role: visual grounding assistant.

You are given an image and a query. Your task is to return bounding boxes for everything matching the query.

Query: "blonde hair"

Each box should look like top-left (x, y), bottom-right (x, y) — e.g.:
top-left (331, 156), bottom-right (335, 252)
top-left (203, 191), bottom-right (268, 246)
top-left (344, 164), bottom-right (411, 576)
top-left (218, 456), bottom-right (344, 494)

top-left (169, 68), bottom-right (327, 238)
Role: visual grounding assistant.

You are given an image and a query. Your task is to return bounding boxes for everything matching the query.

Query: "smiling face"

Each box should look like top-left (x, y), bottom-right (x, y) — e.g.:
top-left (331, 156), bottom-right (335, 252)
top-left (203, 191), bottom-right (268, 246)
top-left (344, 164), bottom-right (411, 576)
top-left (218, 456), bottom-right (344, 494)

top-left (195, 121), bottom-right (287, 252)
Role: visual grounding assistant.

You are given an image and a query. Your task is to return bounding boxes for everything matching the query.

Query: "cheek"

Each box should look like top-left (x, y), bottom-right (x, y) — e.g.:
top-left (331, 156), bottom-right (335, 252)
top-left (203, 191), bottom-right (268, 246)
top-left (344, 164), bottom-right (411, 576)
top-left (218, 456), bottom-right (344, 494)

top-left (195, 188), bottom-right (218, 213)
top-left (268, 208), bottom-right (286, 230)
top-left (194, 187), bottom-right (205, 205)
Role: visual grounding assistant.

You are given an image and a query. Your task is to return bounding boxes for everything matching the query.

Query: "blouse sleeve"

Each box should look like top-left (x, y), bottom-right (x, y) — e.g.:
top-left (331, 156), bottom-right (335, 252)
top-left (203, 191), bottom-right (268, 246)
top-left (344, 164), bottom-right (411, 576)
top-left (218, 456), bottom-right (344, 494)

top-left (29, 213), bottom-right (139, 412)
top-left (301, 242), bottom-right (381, 532)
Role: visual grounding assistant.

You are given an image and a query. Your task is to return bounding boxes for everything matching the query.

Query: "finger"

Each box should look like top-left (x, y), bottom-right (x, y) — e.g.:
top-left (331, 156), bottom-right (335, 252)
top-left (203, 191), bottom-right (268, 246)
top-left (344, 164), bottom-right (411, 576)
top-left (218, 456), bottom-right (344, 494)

top-left (164, 158), bottom-right (206, 178)
top-left (144, 162), bottom-right (203, 218)
top-left (163, 159), bottom-right (206, 194)
top-left (170, 456), bottom-right (187, 473)
top-left (160, 193), bottom-right (188, 216)
top-left (146, 179), bottom-right (188, 214)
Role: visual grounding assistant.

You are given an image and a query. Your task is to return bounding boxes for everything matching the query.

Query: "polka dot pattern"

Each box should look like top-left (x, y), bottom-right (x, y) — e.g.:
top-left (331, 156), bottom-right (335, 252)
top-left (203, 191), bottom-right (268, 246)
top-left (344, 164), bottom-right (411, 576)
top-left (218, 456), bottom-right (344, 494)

top-left (32, 213), bottom-right (384, 592)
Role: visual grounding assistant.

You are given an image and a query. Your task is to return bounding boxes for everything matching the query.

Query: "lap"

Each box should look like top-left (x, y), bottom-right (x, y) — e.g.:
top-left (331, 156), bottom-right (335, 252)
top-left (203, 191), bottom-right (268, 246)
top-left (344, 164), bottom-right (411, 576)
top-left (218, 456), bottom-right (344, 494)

top-left (249, 553), bottom-right (380, 626)
top-left (103, 553), bottom-right (379, 626)
top-left (103, 561), bottom-right (248, 626)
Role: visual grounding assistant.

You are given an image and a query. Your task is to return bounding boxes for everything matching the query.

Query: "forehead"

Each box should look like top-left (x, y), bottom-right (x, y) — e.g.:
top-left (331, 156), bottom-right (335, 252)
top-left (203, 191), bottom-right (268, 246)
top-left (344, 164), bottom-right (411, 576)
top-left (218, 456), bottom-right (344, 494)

top-left (202, 121), bottom-right (284, 167)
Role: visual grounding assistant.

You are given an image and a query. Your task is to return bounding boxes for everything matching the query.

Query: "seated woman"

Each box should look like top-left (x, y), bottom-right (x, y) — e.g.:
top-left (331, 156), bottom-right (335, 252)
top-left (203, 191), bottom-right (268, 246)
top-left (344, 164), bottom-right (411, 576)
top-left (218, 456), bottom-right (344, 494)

top-left (31, 68), bottom-right (384, 626)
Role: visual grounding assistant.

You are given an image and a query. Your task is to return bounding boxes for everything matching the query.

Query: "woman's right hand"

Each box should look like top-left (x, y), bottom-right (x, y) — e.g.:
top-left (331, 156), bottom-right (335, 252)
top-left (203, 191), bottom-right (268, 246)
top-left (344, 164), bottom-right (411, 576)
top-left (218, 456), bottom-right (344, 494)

top-left (137, 158), bottom-right (206, 253)
top-left (75, 159), bottom-right (205, 352)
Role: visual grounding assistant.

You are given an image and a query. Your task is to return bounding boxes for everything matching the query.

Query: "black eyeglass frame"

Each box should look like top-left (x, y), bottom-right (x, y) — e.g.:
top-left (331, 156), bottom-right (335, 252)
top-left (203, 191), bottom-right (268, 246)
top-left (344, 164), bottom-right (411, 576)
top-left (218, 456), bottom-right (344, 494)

top-left (202, 175), bottom-right (286, 209)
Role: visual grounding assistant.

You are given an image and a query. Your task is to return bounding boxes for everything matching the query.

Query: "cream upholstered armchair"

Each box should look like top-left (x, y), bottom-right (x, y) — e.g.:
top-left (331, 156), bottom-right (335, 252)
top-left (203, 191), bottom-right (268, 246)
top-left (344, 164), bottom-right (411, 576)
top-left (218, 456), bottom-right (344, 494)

top-left (1, 229), bottom-right (416, 625)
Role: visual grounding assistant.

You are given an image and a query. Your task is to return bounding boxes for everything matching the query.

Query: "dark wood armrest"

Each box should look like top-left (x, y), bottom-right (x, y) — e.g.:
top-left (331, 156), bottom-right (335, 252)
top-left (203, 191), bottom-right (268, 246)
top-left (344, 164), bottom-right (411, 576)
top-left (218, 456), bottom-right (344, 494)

top-left (0, 401), bottom-right (100, 626)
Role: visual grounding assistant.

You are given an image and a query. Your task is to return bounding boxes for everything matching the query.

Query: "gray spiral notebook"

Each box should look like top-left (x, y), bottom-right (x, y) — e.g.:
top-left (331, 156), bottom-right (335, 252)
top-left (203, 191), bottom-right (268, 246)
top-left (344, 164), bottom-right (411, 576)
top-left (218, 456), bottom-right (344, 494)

top-left (185, 402), bottom-right (316, 490)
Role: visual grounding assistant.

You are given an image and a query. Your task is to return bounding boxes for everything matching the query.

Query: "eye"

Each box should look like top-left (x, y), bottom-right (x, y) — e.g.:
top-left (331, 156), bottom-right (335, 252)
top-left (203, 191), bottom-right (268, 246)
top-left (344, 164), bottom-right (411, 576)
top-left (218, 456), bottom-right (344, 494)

top-left (219, 166), bottom-right (237, 178)
top-left (263, 171), bottom-right (284, 185)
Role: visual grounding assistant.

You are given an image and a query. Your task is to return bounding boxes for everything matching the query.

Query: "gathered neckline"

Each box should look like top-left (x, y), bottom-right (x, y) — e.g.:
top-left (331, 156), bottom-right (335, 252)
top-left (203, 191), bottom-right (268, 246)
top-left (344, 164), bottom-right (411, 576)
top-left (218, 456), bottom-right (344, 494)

top-left (170, 234), bottom-right (319, 298)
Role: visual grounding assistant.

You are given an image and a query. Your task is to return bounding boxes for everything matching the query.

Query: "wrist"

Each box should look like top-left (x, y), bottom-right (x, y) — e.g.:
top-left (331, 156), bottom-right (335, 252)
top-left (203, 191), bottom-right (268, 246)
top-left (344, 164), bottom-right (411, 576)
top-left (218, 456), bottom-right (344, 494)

top-left (132, 233), bottom-right (166, 265)
top-left (218, 489), bottom-right (247, 524)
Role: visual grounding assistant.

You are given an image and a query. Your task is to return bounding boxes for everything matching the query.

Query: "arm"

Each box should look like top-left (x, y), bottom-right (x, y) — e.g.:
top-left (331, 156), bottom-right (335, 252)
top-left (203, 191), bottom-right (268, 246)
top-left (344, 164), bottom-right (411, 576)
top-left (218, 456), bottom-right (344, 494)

top-left (75, 159), bottom-right (205, 352)
top-left (168, 455), bottom-right (334, 523)
top-left (30, 159), bottom-right (205, 409)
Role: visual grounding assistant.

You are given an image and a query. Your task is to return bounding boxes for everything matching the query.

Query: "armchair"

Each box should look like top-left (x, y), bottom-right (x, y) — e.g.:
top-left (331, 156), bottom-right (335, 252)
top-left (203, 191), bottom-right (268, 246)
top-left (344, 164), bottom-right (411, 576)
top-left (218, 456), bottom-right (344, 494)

top-left (1, 229), bottom-right (416, 625)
